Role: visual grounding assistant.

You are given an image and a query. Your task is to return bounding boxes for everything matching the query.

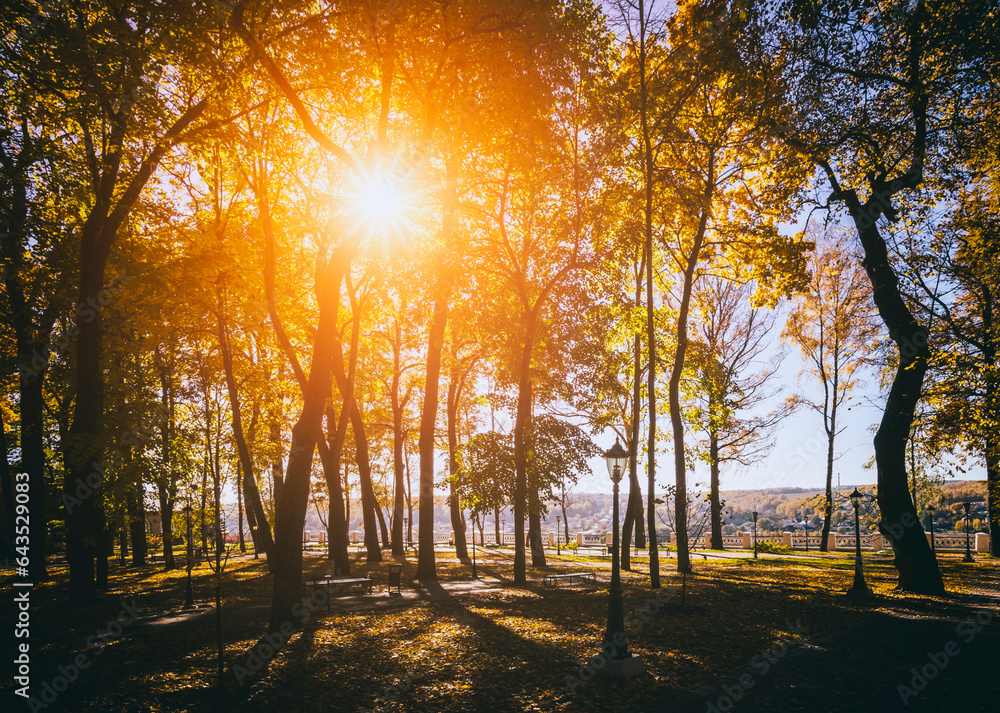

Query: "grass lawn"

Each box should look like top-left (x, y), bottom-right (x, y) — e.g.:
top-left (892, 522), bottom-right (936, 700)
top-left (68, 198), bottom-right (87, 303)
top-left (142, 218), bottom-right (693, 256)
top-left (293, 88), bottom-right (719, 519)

top-left (6, 547), bottom-right (997, 712)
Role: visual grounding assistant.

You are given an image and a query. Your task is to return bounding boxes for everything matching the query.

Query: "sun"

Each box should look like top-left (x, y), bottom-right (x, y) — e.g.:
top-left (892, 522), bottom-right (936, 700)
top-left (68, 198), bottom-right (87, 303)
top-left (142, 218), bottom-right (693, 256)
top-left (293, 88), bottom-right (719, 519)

top-left (351, 173), bottom-right (408, 237)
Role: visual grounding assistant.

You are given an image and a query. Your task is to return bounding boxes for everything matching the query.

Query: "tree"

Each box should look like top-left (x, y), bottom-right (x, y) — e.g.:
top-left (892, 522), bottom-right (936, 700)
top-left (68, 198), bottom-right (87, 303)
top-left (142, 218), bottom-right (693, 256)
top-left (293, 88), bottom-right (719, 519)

top-left (655, 0), bottom-right (810, 573)
top-left (686, 275), bottom-right (793, 549)
top-left (454, 431), bottom-right (515, 543)
top-left (783, 236), bottom-right (878, 551)
top-left (913, 191), bottom-right (1000, 554)
top-left (0, 80), bottom-right (75, 580)
top-left (7, 0), bottom-right (227, 603)
top-left (766, 0), bottom-right (998, 592)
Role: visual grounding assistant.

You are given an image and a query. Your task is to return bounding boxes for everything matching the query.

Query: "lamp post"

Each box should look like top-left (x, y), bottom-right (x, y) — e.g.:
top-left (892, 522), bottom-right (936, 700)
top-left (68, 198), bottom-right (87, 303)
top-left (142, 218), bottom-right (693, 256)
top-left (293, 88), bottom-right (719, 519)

top-left (846, 488), bottom-right (873, 599)
top-left (403, 517), bottom-right (409, 554)
top-left (183, 504), bottom-right (195, 609)
top-left (556, 514), bottom-right (562, 556)
top-left (598, 438), bottom-right (644, 677)
top-left (502, 515), bottom-right (506, 548)
top-left (804, 509), bottom-right (809, 553)
top-left (927, 506), bottom-right (936, 555)
top-left (962, 502), bottom-right (974, 563)
top-left (752, 511), bottom-right (758, 559)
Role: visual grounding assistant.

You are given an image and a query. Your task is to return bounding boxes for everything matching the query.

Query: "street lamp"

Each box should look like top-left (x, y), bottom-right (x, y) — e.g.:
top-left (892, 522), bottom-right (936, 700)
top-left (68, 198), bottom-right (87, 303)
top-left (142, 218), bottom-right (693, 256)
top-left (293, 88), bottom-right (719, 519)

top-left (752, 511), bottom-right (759, 559)
top-left (183, 504), bottom-right (195, 609)
top-left (403, 517), bottom-right (409, 554)
top-left (927, 506), bottom-right (936, 555)
top-left (502, 515), bottom-right (506, 548)
top-left (962, 502), bottom-right (974, 563)
top-left (598, 438), bottom-right (644, 677)
top-left (556, 514), bottom-right (562, 556)
top-left (803, 508), bottom-right (809, 553)
top-left (846, 488), bottom-right (873, 599)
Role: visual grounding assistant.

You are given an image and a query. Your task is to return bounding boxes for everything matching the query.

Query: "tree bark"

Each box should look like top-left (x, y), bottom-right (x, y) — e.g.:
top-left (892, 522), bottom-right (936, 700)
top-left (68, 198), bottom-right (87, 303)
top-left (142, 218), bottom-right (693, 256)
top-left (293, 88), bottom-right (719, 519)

top-left (348, 396), bottom-right (382, 563)
top-left (820, 420), bottom-right (836, 553)
top-left (622, 331), bottom-right (643, 571)
top-left (638, 0), bottom-right (660, 587)
top-left (708, 429), bottom-right (723, 550)
top-left (512, 314), bottom-right (538, 582)
top-left (390, 321), bottom-right (409, 557)
top-left (217, 311), bottom-right (274, 558)
top-left (845, 192), bottom-right (944, 594)
top-left (1, 123), bottom-right (57, 580)
top-left (447, 357), bottom-right (469, 561)
top-left (267, 254), bottom-right (345, 631)
top-left (416, 156), bottom-right (460, 582)
top-left (128, 461), bottom-right (147, 567)
top-left (0, 408), bottom-right (14, 552)
top-left (156, 359), bottom-right (176, 569)
top-left (319, 405), bottom-right (351, 575)
top-left (986, 365), bottom-right (999, 557)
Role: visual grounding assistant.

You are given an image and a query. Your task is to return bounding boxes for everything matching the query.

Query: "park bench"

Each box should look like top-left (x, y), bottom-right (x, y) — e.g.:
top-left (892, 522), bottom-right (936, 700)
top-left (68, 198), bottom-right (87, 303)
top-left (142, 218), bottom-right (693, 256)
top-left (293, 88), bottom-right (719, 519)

top-left (302, 575), bottom-right (373, 610)
top-left (543, 572), bottom-right (597, 588)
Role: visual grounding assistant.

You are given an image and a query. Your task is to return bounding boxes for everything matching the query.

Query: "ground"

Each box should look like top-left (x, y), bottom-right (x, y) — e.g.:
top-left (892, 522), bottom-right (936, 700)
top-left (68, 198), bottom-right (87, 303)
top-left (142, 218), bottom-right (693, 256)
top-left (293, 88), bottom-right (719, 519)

top-left (4, 546), bottom-right (998, 712)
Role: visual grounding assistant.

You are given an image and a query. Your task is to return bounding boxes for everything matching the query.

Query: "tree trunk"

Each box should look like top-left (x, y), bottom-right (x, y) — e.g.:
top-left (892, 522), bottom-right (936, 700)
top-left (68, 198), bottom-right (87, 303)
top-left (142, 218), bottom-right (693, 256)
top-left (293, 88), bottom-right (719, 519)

top-left (2, 133), bottom-right (56, 581)
top-left (63, 251), bottom-right (106, 603)
top-left (847, 195), bottom-right (944, 594)
top-left (528, 486), bottom-right (545, 567)
top-left (217, 312), bottom-right (274, 558)
top-left (391, 321), bottom-right (408, 557)
top-left (237, 464), bottom-right (246, 553)
top-left (668, 156), bottom-right (714, 575)
top-left (983, 353), bottom-right (998, 556)
top-left (447, 363), bottom-right (469, 561)
top-left (622, 334), bottom-right (642, 571)
top-left (159, 490), bottom-right (175, 569)
top-left (561, 497), bottom-right (570, 545)
top-left (0, 408), bottom-right (15, 552)
top-left (200, 456), bottom-right (209, 554)
top-left (350, 404), bottom-right (383, 563)
top-left (61, 91), bottom-right (209, 604)
top-left (319, 406), bottom-right (351, 575)
top-left (417, 288), bottom-right (446, 580)
top-left (638, 9), bottom-right (660, 586)
top-left (392, 405), bottom-right (407, 557)
top-left (19, 370), bottom-right (48, 579)
top-left (709, 430), bottom-right (724, 550)
top-left (820, 428), bottom-right (835, 553)
top-left (128, 470), bottom-right (147, 566)
top-left (416, 171), bottom-right (459, 580)
top-left (512, 314), bottom-right (537, 583)
top-left (265, 238), bottom-right (358, 634)
top-left (157, 361), bottom-right (176, 569)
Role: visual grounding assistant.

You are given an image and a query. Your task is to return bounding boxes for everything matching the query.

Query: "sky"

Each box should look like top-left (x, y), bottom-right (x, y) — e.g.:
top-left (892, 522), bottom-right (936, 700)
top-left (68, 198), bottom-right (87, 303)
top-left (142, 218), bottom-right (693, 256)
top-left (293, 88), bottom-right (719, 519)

top-left (570, 322), bottom-right (983, 496)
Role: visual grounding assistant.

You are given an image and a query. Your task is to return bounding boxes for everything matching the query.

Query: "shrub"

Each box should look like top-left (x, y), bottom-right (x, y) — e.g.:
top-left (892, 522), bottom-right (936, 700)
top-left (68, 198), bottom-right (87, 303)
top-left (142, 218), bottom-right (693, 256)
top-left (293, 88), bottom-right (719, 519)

top-left (756, 541), bottom-right (790, 554)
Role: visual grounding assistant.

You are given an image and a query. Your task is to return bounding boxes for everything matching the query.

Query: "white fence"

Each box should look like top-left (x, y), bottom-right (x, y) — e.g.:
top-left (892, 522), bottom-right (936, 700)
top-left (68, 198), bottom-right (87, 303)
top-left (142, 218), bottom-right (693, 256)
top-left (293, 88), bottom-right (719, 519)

top-left (703, 530), bottom-right (990, 553)
top-left (300, 528), bottom-right (991, 554)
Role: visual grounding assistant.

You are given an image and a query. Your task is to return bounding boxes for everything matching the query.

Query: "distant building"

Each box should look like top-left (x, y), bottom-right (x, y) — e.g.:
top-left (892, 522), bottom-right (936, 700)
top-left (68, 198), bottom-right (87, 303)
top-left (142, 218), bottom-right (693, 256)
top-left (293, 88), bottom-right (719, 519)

top-left (144, 511), bottom-right (162, 536)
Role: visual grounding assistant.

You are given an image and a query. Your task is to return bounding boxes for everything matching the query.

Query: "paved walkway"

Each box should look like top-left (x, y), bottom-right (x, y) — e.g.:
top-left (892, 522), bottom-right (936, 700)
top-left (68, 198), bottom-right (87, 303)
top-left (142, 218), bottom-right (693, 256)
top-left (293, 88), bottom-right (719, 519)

top-left (634, 594), bottom-right (1000, 713)
top-left (127, 577), bottom-right (508, 635)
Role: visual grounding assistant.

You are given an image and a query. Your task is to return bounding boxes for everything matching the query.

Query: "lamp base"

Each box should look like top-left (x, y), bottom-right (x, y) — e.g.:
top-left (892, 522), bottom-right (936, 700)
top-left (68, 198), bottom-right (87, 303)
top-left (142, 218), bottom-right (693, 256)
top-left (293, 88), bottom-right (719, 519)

top-left (598, 653), bottom-right (645, 678)
top-left (845, 586), bottom-right (875, 600)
